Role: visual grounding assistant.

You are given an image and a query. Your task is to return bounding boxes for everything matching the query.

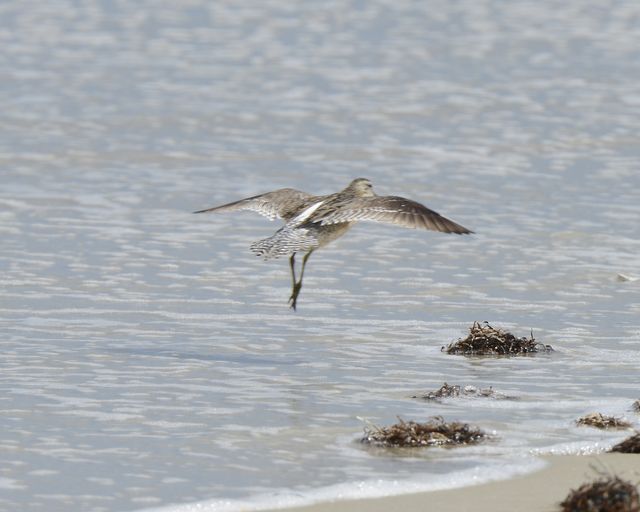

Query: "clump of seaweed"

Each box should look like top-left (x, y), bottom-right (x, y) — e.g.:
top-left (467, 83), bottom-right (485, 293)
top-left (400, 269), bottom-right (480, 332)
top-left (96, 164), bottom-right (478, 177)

top-left (412, 382), bottom-right (512, 401)
top-left (576, 413), bottom-right (632, 430)
top-left (610, 433), bottom-right (640, 454)
top-left (442, 321), bottom-right (553, 355)
top-left (560, 476), bottom-right (639, 512)
top-left (412, 382), bottom-right (462, 400)
top-left (632, 400), bottom-right (640, 413)
top-left (360, 416), bottom-right (486, 448)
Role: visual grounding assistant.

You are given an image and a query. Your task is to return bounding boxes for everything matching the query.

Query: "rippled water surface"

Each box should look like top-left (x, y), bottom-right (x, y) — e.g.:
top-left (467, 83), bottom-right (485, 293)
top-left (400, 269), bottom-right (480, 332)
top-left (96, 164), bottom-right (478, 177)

top-left (2, 1), bottom-right (640, 511)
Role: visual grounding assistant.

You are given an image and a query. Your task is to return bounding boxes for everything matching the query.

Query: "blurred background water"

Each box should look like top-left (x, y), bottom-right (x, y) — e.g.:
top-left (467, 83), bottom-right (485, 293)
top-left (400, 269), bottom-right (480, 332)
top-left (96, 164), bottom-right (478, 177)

top-left (1, 1), bottom-right (639, 511)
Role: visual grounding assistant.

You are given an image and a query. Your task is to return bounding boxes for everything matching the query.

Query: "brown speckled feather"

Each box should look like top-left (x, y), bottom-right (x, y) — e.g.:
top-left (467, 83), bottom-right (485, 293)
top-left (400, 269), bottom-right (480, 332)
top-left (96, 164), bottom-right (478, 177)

top-left (194, 188), bottom-right (318, 221)
top-left (313, 196), bottom-right (473, 234)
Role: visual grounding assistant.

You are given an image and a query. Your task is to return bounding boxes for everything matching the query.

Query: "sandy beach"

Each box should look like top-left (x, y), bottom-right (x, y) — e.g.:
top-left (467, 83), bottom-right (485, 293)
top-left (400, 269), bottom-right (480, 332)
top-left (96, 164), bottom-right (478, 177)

top-left (264, 453), bottom-right (640, 512)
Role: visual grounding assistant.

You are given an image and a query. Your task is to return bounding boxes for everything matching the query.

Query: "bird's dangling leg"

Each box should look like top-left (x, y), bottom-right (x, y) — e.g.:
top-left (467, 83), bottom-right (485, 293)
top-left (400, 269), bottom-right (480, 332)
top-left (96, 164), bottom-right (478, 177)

top-left (288, 253), bottom-right (301, 310)
top-left (288, 254), bottom-right (297, 289)
top-left (288, 250), bottom-right (313, 311)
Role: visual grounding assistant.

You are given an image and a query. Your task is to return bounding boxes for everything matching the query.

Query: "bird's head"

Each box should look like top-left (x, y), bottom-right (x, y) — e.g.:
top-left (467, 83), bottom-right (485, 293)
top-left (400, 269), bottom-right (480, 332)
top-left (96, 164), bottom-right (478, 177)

top-left (348, 178), bottom-right (375, 197)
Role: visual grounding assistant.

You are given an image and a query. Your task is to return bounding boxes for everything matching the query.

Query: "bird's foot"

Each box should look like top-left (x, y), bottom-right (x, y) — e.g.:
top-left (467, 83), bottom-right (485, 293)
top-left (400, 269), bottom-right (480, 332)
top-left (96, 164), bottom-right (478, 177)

top-left (288, 282), bottom-right (302, 311)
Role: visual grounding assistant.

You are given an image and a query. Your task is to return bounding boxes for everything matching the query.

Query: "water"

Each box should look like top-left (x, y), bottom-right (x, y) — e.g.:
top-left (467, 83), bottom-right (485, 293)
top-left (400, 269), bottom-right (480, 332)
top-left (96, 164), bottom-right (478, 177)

top-left (1, 1), bottom-right (640, 511)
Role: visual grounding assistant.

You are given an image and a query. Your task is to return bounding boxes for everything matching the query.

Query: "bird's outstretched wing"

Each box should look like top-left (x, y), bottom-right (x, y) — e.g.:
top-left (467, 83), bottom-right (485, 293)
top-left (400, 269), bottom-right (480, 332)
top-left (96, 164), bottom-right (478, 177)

top-left (314, 196), bottom-right (473, 234)
top-left (194, 188), bottom-right (316, 221)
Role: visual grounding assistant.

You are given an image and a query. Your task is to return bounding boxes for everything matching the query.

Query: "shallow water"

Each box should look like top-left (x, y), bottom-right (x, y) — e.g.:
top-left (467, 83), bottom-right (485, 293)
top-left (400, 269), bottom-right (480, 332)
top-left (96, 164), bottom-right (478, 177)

top-left (1, 1), bottom-right (640, 511)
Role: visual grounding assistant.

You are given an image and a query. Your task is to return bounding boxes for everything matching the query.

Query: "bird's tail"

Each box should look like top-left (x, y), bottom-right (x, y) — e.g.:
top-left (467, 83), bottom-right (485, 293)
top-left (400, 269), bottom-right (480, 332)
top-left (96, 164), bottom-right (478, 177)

top-left (250, 226), bottom-right (318, 260)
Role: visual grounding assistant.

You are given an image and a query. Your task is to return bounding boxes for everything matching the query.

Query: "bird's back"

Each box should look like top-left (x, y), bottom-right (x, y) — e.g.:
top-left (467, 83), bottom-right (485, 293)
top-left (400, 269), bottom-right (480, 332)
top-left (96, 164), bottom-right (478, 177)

top-left (275, 191), bottom-right (324, 221)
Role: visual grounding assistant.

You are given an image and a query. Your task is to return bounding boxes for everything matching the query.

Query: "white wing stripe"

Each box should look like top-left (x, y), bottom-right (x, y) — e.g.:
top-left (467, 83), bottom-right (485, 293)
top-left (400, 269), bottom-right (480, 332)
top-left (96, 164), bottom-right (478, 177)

top-left (293, 199), bottom-right (326, 224)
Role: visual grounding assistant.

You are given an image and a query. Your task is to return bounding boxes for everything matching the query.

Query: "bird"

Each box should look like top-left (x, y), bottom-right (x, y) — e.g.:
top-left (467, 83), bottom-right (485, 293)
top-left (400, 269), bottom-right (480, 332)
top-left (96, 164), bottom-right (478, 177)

top-left (194, 178), bottom-right (473, 310)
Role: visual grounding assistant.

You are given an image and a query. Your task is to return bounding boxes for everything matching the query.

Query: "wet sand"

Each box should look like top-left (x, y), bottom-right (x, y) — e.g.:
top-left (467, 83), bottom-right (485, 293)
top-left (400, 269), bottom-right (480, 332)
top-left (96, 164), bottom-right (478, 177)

top-left (264, 453), bottom-right (639, 512)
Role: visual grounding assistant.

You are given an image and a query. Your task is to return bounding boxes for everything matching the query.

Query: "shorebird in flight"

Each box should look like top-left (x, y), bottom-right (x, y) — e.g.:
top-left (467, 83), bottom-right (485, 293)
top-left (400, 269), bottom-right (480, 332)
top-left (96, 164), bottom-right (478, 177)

top-left (194, 178), bottom-right (473, 310)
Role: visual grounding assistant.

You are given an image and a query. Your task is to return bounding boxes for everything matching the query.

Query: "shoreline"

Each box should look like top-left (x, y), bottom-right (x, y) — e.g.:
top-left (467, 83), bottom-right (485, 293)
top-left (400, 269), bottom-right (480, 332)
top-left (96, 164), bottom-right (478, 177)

top-left (262, 453), bottom-right (640, 512)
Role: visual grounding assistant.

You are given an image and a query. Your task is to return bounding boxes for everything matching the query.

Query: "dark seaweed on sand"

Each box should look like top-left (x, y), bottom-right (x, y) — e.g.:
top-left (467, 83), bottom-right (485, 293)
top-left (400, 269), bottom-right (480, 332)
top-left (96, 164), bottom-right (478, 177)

top-left (361, 416), bottom-right (486, 448)
top-left (576, 413), bottom-right (632, 430)
top-left (610, 433), bottom-right (640, 454)
top-left (560, 476), bottom-right (639, 512)
top-left (443, 321), bottom-right (553, 355)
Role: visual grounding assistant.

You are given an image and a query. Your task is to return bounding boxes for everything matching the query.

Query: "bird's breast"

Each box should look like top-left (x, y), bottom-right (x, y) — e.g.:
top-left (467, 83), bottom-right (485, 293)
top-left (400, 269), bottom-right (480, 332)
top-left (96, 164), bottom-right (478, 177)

top-left (311, 222), bottom-right (353, 248)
